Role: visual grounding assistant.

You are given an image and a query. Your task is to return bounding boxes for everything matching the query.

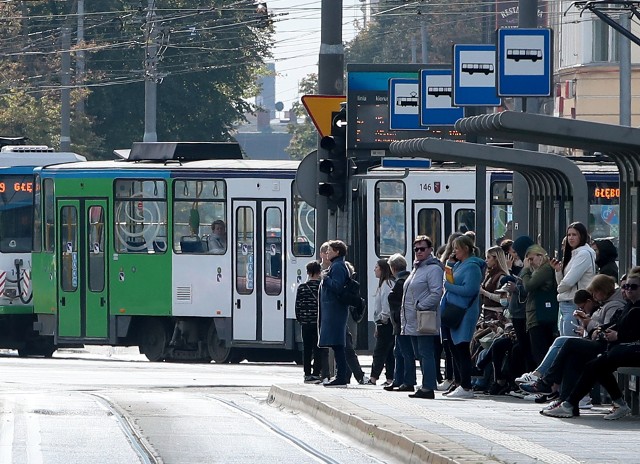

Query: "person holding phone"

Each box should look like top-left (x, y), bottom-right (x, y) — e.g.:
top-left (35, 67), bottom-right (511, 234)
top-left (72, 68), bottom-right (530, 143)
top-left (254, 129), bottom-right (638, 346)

top-left (550, 222), bottom-right (596, 337)
top-left (542, 272), bottom-right (640, 420)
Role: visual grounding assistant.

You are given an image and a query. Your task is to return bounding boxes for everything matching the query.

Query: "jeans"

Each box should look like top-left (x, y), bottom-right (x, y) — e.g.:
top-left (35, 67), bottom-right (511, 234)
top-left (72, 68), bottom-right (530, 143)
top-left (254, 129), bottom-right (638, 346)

top-left (410, 335), bottom-right (437, 391)
top-left (536, 335), bottom-right (572, 376)
top-left (301, 323), bottom-right (329, 378)
top-left (528, 323), bottom-right (557, 366)
top-left (396, 335), bottom-right (417, 386)
top-left (558, 301), bottom-right (580, 337)
top-left (370, 322), bottom-right (395, 380)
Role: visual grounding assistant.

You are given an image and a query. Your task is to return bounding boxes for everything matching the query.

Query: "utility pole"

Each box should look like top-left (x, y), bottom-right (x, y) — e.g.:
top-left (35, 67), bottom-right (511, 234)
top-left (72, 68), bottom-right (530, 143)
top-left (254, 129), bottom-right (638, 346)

top-left (619, 12), bottom-right (631, 126)
top-left (316, 0), bottom-right (344, 251)
top-left (60, 28), bottom-right (71, 152)
top-left (76, 0), bottom-right (85, 115)
top-left (143, 0), bottom-right (158, 142)
top-left (511, 0), bottom-right (539, 240)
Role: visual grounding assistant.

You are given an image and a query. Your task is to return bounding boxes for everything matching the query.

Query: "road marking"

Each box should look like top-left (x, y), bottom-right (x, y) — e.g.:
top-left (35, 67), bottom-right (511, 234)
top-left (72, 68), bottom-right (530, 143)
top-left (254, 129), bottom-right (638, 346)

top-left (26, 402), bottom-right (44, 464)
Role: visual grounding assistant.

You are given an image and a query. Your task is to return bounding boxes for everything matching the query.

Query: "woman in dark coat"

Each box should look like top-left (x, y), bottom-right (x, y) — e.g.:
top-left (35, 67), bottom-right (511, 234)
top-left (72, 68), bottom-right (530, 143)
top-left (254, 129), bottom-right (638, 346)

top-left (318, 240), bottom-right (350, 387)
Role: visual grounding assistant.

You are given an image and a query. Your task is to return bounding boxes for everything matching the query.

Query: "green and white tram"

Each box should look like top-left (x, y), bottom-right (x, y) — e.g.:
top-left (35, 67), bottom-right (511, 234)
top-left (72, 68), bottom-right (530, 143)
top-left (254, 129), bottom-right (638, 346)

top-left (0, 144), bottom-right (85, 356)
top-left (32, 142), bottom-right (315, 362)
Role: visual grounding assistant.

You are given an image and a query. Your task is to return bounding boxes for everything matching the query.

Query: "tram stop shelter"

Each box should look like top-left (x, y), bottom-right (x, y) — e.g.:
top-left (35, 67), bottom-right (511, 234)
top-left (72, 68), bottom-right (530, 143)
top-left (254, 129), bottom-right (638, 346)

top-left (389, 131), bottom-right (588, 256)
top-left (453, 111), bottom-right (640, 274)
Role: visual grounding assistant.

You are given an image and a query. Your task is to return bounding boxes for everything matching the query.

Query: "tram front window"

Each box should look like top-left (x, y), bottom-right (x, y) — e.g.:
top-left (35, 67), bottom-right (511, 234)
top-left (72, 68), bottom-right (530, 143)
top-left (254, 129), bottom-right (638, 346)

top-left (0, 175), bottom-right (34, 253)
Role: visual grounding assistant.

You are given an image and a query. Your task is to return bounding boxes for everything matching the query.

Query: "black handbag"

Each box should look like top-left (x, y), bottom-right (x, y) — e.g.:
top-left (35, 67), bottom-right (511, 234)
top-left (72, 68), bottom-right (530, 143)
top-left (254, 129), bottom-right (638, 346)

top-left (441, 302), bottom-right (467, 329)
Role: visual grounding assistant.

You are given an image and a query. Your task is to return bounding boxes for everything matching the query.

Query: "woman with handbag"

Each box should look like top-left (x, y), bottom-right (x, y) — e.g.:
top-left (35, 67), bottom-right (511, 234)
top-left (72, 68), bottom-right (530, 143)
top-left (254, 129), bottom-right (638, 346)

top-left (400, 235), bottom-right (444, 399)
top-left (550, 222), bottom-right (596, 336)
top-left (520, 244), bottom-right (558, 366)
top-left (440, 234), bottom-right (486, 399)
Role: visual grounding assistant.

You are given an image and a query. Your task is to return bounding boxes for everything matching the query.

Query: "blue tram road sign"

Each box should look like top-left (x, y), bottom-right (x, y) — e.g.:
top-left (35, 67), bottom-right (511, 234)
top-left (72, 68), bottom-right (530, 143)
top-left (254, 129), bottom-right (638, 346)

top-left (389, 78), bottom-right (421, 130)
top-left (453, 44), bottom-right (501, 107)
top-left (419, 69), bottom-right (464, 126)
top-left (497, 28), bottom-right (552, 97)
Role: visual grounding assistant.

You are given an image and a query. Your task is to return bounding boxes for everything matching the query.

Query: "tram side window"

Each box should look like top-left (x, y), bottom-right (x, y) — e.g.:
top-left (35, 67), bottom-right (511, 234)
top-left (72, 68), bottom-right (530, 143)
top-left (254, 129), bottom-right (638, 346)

top-left (292, 190), bottom-right (314, 257)
top-left (235, 206), bottom-right (254, 295)
top-left (114, 179), bottom-right (167, 253)
top-left (60, 206), bottom-right (78, 292)
top-left (0, 174), bottom-right (35, 253)
top-left (491, 180), bottom-right (512, 246)
top-left (589, 180), bottom-right (620, 245)
top-left (34, 175), bottom-right (42, 253)
top-left (375, 181), bottom-right (406, 257)
top-left (173, 180), bottom-right (226, 254)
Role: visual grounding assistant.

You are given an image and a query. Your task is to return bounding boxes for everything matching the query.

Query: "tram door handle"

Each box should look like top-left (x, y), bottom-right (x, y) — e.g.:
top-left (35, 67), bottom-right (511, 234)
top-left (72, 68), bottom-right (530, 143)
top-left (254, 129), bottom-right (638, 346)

top-left (60, 297), bottom-right (66, 306)
top-left (100, 297), bottom-right (106, 306)
top-left (277, 300), bottom-right (282, 311)
top-left (236, 299), bottom-right (241, 309)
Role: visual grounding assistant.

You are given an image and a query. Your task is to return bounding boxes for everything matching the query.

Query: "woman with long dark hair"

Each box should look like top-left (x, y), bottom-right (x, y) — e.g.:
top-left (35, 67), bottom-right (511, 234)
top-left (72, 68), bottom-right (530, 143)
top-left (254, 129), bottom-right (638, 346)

top-left (368, 259), bottom-right (396, 386)
top-left (550, 222), bottom-right (596, 337)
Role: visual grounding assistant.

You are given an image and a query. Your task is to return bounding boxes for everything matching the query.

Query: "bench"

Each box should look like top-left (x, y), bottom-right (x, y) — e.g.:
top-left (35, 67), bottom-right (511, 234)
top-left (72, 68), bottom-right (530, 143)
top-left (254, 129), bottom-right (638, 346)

top-left (616, 367), bottom-right (640, 415)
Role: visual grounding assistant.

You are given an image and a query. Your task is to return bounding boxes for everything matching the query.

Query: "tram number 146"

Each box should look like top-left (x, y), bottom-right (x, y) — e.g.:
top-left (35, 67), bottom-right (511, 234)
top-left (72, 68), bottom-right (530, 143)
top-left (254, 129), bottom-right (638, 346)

top-left (419, 182), bottom-right (442, 193)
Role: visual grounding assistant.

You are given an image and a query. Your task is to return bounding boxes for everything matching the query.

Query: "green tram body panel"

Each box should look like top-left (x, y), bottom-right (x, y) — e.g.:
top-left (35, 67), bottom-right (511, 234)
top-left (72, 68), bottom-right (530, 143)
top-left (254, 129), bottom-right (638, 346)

top-left (33, 171), bottom-right (172, 341)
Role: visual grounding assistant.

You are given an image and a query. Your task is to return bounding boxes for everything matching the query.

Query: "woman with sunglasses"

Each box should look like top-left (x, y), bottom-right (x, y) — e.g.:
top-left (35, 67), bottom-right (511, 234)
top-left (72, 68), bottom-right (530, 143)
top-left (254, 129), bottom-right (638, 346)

top-left (440, 234), bottom-right (486, 399)
top-left (398, 235), bottom-right (444, 399)
top-left (550, 222), bottom-right (596, 337)
top-left (542, 272), bottom-right (640, 420)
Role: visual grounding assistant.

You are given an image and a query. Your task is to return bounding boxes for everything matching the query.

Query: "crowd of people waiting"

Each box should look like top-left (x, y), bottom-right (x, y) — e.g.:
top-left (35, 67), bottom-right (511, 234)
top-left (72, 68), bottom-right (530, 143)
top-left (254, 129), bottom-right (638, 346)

top-left (295, 222), bottom-right (640, 420)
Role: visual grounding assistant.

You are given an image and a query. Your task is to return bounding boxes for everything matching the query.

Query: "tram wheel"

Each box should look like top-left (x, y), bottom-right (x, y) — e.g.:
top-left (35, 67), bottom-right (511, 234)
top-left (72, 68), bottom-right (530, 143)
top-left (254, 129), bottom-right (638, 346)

top-left (139, 319), bottom-right (168, 362)
top-left (207, 323), bottom-right (231, 364)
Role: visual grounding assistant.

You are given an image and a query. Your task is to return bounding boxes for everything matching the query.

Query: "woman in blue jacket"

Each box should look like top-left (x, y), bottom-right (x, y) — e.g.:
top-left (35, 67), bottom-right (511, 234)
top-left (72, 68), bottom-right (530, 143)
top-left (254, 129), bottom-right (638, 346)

top-left (440, 234), bottom-right (486, 399)
top-left (318, 240), bottom-right (350, 387)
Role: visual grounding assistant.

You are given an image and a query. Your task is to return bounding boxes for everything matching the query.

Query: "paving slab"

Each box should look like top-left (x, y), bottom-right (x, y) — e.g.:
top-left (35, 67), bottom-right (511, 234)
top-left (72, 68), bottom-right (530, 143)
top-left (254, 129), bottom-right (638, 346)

top-left (268, 383), bottom-right (640, 463)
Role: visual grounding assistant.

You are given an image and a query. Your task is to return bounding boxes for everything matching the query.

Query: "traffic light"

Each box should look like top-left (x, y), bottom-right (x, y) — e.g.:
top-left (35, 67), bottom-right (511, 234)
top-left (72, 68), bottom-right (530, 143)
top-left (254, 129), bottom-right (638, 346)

top-left (318, 107), bottom-right (348, 211)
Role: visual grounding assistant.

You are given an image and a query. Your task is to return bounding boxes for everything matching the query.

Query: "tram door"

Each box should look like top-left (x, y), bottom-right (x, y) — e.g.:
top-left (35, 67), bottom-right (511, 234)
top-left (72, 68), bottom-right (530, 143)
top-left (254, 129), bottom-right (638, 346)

top-left (232, 200), bottom-right (285, 343)
top-left (413, 202), bottom-right (476, 251)
top-left (57, 199), bottom-right (109, 340)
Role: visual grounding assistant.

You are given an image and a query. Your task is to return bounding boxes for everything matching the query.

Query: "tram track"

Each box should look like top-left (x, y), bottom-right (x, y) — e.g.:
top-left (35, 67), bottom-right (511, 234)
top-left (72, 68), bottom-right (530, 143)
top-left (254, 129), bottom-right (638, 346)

top-left (88, 393), bottom-right (161, 464)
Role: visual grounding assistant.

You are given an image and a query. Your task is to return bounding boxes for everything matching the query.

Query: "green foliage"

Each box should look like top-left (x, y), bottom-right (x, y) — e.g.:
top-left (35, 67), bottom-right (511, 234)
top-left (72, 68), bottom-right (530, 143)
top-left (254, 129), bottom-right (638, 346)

top-left (0, 1), bottom-right (274, 158)
top-left (346, 1), bottom-right (487, 64)
top-left (286, 74), bottom-right (318, 160)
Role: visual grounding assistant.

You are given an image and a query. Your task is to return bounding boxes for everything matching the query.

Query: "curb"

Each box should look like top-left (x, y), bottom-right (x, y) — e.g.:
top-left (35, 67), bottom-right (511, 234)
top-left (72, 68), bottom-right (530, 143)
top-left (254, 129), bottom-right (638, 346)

top-left (267, 385), bottom-right (496, 464)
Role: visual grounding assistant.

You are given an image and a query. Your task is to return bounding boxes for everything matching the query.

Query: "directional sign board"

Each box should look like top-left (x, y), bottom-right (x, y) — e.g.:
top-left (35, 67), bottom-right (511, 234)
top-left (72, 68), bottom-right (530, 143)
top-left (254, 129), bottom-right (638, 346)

top-left (497, 28), bottom-right (552, 97)
top-left (301, 95), bottom-right (345, 137)
top-left (453, 44), bottom-right (501, 107)
top-left (389, 78), bottom-right (421, 130)
top-left (420, 69), bottom-right (464, 126)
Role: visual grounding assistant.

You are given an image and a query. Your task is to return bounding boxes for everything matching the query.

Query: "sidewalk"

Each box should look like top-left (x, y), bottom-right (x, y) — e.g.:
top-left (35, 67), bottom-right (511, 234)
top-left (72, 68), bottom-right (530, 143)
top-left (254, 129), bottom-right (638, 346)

top-left (268, 382), bottom-right (640, 463)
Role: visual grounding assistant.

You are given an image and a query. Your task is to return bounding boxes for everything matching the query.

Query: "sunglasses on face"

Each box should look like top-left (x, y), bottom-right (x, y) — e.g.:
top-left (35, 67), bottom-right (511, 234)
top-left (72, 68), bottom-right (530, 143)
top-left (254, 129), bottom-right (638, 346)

top-left (414, 247), bottom-right (428, 252)
top-left (622, 283), bottom-right (640, 290)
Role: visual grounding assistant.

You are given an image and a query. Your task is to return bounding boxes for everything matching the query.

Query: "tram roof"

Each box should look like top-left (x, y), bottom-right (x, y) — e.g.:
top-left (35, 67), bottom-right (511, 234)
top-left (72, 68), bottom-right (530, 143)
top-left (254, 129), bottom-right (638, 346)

top-left (0, 149), bottom-right (86, 167)
top-left (38, 158), bottom-right (301, 173)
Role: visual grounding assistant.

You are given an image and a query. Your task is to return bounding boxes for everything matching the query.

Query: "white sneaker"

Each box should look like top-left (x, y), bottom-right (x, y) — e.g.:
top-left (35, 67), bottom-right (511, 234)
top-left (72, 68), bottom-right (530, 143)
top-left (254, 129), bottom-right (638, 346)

top-left (578, 396), bottom-right (593, 410)
top-left (604, 404), bottom-right (631, 420)
top-left (437, 379), bottom-right (453, 391)
top-left (541, 399), bottom-right (562, 411)
top-left (445, 386), bottom-right (474, 399)
top-left (515, 372), bottom-right (539, 384)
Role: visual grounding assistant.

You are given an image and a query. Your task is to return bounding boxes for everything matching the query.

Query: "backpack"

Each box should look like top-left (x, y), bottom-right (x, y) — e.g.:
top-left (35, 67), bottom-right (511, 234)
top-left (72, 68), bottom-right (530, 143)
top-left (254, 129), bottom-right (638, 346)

top-left (338, 277), bottom-right (366, 322)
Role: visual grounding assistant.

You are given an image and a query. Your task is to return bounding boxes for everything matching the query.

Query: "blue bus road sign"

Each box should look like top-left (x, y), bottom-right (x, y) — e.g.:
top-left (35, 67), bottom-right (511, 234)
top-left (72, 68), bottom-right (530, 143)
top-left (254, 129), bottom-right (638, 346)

top-left (381, 158), bottom-right (432, 169)
top-left (389, 78), bottom-right (421, 130)
top-left (453, 44), bottom-right (501, 107)
top-left (497, 28), bottom-right (552, 97)
top-left (420, 69), bottom-right (464, 126)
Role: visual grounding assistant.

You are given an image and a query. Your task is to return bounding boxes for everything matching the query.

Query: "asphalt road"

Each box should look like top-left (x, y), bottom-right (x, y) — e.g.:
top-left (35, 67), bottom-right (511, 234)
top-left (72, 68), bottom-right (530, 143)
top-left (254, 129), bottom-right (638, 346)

top-left (0, 347), bottom-right (387, 464)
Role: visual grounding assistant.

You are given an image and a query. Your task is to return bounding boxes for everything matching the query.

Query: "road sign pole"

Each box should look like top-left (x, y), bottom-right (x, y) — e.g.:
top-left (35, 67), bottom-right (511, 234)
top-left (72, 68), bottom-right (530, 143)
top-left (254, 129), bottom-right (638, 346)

top-left (317, 0), bottom-right (344, 254)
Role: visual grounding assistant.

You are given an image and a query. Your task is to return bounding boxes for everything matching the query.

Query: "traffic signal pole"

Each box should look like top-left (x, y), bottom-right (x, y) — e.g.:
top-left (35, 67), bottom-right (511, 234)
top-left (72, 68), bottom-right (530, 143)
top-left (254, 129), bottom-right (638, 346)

top-left (316, 0), bottom-right (344, 255)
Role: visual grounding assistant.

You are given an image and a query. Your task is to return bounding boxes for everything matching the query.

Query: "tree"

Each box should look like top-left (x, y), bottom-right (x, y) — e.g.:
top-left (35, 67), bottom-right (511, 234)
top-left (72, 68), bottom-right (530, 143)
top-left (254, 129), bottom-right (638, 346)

top-left (285, 73), bottom-right (318, 160)
top-left (345, 1), bottom-right (487, 65)
top-left (0, 1), bottom-right (274, 158)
